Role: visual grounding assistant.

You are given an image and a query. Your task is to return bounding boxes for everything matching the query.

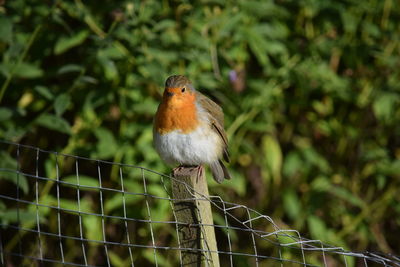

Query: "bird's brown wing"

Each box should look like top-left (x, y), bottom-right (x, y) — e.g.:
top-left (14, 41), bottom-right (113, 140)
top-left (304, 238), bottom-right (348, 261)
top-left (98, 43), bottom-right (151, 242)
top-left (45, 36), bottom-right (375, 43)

top-left (196, 92), bottom-right (230, 163)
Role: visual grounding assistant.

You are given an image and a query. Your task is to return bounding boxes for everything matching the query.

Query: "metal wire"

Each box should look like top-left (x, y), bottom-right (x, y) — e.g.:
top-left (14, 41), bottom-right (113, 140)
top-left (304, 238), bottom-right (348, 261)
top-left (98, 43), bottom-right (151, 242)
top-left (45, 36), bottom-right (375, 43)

top-left (0, 140), bottom-right (399, 267)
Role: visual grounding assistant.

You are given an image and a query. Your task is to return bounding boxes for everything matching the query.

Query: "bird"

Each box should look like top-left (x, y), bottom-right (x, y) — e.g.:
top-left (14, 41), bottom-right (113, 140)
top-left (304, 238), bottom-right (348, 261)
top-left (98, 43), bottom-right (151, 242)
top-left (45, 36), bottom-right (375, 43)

top-left (153, 75), bottom-right (231, 183)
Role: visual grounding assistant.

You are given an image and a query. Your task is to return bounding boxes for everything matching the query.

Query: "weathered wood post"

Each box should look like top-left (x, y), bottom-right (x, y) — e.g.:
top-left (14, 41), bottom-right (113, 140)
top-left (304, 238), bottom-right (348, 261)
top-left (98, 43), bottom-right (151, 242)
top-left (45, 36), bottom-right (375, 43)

top-left (172, 167), bottom-right (220, 267)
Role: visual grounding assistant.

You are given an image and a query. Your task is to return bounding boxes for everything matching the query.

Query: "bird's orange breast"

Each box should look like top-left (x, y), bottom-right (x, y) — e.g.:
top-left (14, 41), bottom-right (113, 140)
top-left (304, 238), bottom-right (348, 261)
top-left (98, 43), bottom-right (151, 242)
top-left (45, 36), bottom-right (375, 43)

top-left (154, 93), bottom-right (200, 135)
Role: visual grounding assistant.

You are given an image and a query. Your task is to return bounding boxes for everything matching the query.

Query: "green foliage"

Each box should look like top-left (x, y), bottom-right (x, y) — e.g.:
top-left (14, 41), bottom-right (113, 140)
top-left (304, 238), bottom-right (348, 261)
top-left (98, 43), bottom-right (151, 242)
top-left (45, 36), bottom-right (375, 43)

top-left (0, 151), bottom-right (29, 194)
top-left (1, 0), bottom-right (400, 266)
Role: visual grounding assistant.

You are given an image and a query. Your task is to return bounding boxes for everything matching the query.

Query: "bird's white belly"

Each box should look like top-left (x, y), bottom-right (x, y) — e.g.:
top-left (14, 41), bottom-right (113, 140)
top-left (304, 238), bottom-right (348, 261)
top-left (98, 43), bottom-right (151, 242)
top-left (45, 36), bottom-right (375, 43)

top-left (154, 125), bottom-right (222, 166)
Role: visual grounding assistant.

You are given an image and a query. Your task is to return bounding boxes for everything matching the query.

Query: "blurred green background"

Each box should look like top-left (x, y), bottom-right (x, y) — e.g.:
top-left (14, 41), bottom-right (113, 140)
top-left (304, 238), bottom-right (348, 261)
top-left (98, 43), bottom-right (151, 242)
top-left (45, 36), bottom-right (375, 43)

top-left (1, 0), bottom-right (400, 266)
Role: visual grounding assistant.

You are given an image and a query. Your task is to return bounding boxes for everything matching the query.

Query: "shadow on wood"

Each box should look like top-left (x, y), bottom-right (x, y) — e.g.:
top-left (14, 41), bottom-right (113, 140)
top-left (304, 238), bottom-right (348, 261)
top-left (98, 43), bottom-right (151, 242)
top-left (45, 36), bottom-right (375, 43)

top-left (172, 167), bottom-right (220, 267)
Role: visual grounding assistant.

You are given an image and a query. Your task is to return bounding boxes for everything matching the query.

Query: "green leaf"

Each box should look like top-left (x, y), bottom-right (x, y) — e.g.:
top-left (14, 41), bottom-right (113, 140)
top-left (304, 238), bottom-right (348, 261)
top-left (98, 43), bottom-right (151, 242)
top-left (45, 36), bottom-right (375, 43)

top-left (54, 93), bottom-right (71, 116)
top-left (283, 151), bottom-right (302, 177)
top-left (377, 159), bottom-right (400, 176)
top-left (244, 26), bottom-right (269, 65)
top-left (83, 214), bottom-right (103, 241)
top-left (97, 57), bottom-right (118, 81)
top-left (104, 190), bottom-right (144, 214)
top-left (307, 215), bottom-right (328, 240)
top-left (0, 169), bottom-right (29, 195)
top-left (0, 151), bottom-right (29, 194)
top-left (108, 251), bottom-right (126, 267)
top-left (329, 186), bottom-right (365, 208)
top-left (262, 135), bottom-right (282, 183)
top-left (34, 85), bottom-right (54, 100)
top-left (0, 201), bottom-right (5, 211)
top-left (14, 62), bottom-right (43, 79)
top-left (302, 148), bottom-right (331, 173)
top-left (0, 209), bottom-right (36, 225)
top-left (131, 98), bottom-right (158, 115)
top-left (63, 175), bottom-right (100, 190)
top-left (240, 1), bottom-right (288, 18)
top-left (0, 16), bottom-right (13, 43)
top-left (0, 107), bottom-right (13, 121)
top-left (104, 194), bottom-right (123, 213)
top-left (54, 30), bottom-right (89, 55)
top-left (311, 176), bottom-right (364, 208)
top-left (59, 198), bottom-right (78, 211)
top-left (40, 194), bottom-right (57, 207)
top-left (217, 170), bottom-right (246, 196)
top-left (57, 64), bottom-right (84, 75)
top-left (93, 127), bottom-right (118, 159)
top-left (283, 189), bottom-right (301, 219)
top-left (143, 249), bottom-right (172, 267)
top-left (35, 113), bottom-right (71, 134)
top-left (373, 93), bottom-right (398, 123)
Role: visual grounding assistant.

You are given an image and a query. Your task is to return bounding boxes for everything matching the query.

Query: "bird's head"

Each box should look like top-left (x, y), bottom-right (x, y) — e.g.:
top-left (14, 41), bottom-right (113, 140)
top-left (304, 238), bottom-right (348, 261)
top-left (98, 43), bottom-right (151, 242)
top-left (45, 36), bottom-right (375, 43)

top-left (163, 75), bottom-right (196, 107)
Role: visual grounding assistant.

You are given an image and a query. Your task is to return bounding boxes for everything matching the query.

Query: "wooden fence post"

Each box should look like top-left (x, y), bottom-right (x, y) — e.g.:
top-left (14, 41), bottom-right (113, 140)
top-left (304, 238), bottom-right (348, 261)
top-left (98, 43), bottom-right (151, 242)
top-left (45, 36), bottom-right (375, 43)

top-left (172, 167), bottom-right (220, 267)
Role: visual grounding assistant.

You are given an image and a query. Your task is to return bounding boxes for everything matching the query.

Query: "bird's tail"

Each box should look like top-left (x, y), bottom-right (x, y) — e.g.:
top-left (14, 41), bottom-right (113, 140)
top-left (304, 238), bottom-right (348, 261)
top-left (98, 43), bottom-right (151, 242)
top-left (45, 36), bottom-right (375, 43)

top-left (210, 160), bottom-right (231, 183)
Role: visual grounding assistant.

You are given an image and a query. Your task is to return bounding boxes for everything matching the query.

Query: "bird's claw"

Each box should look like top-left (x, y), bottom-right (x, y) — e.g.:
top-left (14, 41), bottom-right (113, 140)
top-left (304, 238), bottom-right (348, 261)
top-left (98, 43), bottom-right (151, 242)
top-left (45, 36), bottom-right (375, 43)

top-left (172, 166), bottom-right (184, 176)
top-left (195, 165), bottom-right (204, 183)
top-left (173, 165), bottom-right (203, 182)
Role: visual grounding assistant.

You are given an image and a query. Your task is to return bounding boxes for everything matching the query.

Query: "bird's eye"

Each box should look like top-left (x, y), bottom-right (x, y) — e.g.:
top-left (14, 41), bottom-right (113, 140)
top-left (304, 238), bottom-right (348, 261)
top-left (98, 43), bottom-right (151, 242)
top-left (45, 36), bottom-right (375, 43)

top-left (181, 87), bottom-right (186, 93)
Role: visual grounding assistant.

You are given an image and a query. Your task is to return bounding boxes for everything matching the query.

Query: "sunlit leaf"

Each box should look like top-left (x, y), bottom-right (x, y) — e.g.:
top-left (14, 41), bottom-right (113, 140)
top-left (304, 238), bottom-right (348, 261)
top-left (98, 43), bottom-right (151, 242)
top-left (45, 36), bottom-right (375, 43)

top-left (373, 93), bottom-right (398, 123)
top-left (262, 135), bottom-right (282, 184)
top-left (63, 175), bottom-right (100, 190)
top-left (307, 215), bottom-right (328, 241)
top-left (83, 214), bottom-right (103, 241)
top-left (14, 62), bottom-right (43, 78)
top-left (54, 30), bottom-right (89, 55)
top-left (93, 127), bottom-right (118, 159)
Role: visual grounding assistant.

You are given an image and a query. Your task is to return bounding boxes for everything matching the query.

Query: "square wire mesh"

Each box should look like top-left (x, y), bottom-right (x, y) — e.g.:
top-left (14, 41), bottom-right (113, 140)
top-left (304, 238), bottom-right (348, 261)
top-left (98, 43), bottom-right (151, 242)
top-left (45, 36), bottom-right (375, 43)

top-left (0, 140), bottom-right (399, 267)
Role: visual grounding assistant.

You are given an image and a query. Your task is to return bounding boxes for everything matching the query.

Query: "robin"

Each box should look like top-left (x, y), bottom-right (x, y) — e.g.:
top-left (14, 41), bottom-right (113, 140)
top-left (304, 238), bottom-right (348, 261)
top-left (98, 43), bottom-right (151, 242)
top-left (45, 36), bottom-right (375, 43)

top-left (153, 75), bottom-right (231, 183)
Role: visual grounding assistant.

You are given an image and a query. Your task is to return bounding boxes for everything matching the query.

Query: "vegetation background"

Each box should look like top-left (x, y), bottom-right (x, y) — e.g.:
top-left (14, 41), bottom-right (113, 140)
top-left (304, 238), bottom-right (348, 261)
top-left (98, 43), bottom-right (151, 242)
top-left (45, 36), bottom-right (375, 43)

top-left (0, 0), bottom-right (399, 266)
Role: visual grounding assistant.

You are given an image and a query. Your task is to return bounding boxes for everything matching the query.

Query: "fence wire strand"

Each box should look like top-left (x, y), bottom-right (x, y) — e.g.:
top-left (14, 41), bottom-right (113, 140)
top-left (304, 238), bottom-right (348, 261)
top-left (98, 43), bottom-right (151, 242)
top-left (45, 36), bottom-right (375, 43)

top-left (0, 140), bottom-right (399, 267)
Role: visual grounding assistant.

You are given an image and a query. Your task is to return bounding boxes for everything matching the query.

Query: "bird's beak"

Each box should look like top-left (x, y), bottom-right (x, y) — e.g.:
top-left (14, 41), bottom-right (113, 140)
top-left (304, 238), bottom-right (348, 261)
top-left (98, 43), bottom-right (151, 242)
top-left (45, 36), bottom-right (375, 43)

top-left (165, 87), bottom-right (179, 97)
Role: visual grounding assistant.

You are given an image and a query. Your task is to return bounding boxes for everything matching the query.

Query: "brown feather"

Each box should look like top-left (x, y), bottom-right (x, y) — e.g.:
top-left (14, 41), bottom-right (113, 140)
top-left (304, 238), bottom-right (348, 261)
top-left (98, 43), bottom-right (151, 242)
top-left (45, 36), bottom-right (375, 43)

top-left (165, 75), bottom-right (191, 88)
top-left (210, 160), bottom-right (231, 183)
top-left (196, 92), bottom-right (230, 163)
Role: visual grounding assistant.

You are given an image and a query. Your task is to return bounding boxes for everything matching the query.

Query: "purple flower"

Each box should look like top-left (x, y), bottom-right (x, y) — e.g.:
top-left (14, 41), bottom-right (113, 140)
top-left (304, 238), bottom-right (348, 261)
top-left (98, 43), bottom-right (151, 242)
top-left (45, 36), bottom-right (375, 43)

top-left (229, 70), bottom-right (237, 82)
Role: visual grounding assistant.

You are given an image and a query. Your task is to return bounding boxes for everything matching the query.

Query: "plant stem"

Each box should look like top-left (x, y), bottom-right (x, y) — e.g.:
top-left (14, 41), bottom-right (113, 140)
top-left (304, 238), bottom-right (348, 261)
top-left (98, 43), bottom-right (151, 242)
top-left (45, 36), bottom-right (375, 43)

top-left (0, 24), bottom-right (42, 104)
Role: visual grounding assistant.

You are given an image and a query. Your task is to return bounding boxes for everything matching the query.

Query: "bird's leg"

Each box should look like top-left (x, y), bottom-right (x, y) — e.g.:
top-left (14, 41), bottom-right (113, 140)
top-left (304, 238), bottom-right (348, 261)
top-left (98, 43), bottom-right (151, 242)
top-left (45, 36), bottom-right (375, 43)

top-left (195, 165), bottom-right (204, 183)
top-left (172, 165), bottom-right (185, 176)
top-left (173, 165), bottom-right (203, 182)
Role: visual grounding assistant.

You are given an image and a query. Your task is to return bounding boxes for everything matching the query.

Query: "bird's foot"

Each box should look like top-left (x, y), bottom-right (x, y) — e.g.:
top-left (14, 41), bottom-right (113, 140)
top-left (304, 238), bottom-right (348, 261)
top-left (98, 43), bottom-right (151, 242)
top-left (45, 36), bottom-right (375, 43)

top-left (172, 166), bottom-right (185, 177)
top-left (173, 165), bottom-right (203, 182)
top-left (194, 165), bottom-right (204, 183)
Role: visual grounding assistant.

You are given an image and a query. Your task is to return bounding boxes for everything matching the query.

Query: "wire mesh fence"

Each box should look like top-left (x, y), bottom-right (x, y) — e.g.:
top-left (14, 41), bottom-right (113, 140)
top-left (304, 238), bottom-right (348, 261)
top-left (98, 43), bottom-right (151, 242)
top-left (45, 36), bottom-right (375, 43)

top-left (0, 140), bottom-right (399, 267)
